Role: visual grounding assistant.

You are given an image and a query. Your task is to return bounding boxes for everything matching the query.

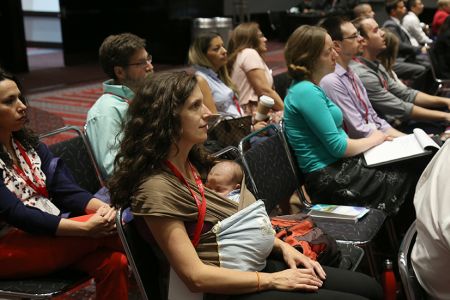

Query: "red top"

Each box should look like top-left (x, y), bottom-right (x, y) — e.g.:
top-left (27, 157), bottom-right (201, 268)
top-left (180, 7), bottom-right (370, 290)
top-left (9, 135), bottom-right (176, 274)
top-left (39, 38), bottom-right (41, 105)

top-left (432, 9), bottom-right (449, 36)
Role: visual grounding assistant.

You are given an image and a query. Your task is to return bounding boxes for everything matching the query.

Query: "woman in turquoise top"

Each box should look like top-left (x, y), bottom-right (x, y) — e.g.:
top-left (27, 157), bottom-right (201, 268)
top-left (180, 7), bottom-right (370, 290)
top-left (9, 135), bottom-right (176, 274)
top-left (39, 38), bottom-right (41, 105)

top-left (283, 25), bottom-right (428, 215)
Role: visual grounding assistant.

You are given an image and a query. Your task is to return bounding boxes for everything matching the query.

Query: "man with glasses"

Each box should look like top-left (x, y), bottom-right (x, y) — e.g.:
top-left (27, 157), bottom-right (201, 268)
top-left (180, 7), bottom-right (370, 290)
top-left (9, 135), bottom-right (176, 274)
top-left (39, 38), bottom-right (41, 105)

top-left (86, 33), bottom-right (153, 178)
top-left (320, 16), bottom-right (404, 138)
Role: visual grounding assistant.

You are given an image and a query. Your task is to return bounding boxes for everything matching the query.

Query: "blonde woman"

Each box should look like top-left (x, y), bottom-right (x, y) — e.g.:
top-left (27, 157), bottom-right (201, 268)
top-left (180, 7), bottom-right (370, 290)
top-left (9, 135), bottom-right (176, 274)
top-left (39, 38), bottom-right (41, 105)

top-left (227, 22), bottom-right (284, 116)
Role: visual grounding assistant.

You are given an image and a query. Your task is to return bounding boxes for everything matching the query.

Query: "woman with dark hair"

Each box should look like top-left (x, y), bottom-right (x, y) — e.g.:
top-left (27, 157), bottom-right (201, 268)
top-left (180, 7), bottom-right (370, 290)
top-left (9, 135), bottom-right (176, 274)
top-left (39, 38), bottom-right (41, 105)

top-left (227, 22), bottom-right (284, 115)
top-left (0, 68), bottom-right (128, 300)
top-left (283, 25), bottom-right (427, 215)
top-left (109, 71), bottom-right (382, 300)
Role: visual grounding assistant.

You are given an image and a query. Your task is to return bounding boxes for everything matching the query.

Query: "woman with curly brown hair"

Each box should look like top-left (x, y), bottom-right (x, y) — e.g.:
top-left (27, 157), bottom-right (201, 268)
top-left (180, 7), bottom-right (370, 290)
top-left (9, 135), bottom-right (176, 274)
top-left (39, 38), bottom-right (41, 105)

top-left (283, 25), bottom-right (427, 215)
top-left (109, 71), bottom-right (382, 300)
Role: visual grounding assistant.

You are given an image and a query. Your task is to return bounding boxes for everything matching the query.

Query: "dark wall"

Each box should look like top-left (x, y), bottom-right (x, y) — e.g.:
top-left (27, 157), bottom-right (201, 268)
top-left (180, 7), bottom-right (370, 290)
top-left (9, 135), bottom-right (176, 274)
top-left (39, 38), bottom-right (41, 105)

top-left (0, 0), bottom-right (28, 73)
top-left (59, 0), bottom-right (223, 65)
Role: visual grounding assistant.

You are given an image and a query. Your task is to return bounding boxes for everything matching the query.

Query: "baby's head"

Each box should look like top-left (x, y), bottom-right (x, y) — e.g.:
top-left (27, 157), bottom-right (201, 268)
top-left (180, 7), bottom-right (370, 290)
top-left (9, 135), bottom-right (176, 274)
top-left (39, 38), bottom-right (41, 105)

top-left (206, 160), bottom-right (243, 197)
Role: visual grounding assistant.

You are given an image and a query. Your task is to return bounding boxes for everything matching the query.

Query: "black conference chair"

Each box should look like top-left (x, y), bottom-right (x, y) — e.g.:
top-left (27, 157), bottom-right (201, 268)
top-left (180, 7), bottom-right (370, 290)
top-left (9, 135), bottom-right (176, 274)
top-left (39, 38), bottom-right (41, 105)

top-left (40, 125), bottom-right (104, 194)
top-left (238, 124), bottom-right (386, 274)
top-left (427, 47), bottom-right (450, 96)
top-left (398, 221), bottom-right (428, 300)
top-left (0, 271), bottom-right (91, 299)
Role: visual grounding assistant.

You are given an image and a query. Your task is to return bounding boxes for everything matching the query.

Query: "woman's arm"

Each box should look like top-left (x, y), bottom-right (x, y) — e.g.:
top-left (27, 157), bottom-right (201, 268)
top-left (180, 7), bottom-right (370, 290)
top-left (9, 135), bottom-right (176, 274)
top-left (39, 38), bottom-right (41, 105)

top-left (0, 180), bottom-right (114, 237)
top-left (145, 216), bottom-right (323, 294)
top-left (343, 130), bottom-right (388, 157)
top-left (246, 69), bottom-right (284, 111)
top-left (196, 75), bottom-right (218, 114)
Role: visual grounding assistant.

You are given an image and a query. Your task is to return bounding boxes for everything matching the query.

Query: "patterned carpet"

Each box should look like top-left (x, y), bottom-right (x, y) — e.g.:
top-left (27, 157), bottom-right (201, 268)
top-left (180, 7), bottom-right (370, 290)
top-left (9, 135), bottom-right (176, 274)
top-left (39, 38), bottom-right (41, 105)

top-left (28, 83), bottom-right (103, 132)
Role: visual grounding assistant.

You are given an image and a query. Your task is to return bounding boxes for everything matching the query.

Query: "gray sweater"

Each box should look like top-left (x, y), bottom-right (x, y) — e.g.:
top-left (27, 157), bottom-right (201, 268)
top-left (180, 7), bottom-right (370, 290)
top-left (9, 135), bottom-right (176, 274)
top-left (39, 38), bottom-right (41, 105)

top-left (350, 57), bottom-right (418, 124)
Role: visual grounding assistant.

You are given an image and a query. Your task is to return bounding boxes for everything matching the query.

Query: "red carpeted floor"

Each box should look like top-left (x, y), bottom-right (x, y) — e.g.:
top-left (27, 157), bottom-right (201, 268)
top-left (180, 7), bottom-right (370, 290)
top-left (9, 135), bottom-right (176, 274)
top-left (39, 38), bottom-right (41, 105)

top-left (29, 83), bottom-right (103, 133)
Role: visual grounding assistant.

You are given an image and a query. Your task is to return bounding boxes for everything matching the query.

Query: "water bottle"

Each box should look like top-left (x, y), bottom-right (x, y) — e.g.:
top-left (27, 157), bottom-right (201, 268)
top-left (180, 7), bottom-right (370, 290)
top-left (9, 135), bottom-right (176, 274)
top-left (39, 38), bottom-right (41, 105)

top-left (382, 259), bottom-right (397, 300)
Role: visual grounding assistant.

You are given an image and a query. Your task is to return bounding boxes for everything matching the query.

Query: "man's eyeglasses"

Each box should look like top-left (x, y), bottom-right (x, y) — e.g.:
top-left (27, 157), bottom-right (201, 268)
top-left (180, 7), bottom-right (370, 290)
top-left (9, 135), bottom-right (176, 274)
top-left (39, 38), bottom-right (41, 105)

top-left (127, 55), bottom-right (152, 68)
top-left (343, 31), bottom-right (361, 40)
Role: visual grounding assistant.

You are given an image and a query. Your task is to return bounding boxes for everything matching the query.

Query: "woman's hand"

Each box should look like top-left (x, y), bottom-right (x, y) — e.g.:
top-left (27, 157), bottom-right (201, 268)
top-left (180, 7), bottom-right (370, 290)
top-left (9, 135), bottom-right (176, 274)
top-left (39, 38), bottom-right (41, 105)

top-left (84, 206), bottom-right (117, 238)
top-left (253, 121), bottom-right (268, 131)
top-left (368, 129), bottom-right (388, 146)
top-left (278, 240), bottom-right (326, 280)
top-left (267, 268), bottom-right (323, 291)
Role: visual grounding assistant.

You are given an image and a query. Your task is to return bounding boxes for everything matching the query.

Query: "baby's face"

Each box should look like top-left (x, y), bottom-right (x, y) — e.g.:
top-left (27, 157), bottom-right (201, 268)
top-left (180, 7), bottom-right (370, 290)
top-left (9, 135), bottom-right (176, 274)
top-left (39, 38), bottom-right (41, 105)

top-left (206, 166), bottom-right (238, 197)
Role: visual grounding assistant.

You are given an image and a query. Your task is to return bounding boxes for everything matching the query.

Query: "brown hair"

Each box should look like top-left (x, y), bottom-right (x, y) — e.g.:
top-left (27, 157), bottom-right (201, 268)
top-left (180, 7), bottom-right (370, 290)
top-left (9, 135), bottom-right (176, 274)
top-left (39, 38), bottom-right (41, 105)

top-left (284, 25), bottom-right (327, 81)
top-left (227, 22), bottom-right (263, 72)
top-left (378, 28), bottom-right (400, 77)
top-left (99, 33), bottom-right (146, 80)
top-left (352, 17), bottom-right (371, 38)
top-left (108, 71), bottom-right (214, 207)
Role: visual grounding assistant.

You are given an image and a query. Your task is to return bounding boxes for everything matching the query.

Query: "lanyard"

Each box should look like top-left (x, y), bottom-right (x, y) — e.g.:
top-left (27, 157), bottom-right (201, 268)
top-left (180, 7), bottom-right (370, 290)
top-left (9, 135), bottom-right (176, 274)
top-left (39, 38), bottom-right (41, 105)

top-left (165, 160), bottom-right (207, 248)
top-left (12, 141), bottom-right (49, 199)
top-left (348, 72), bottom-right (369, 124)
top-left (105, 92), bottom-right (130, 104)
top-left (232, 94), bottom-right (243, 116)
top-left (353, 58), bottom-right (388, 90)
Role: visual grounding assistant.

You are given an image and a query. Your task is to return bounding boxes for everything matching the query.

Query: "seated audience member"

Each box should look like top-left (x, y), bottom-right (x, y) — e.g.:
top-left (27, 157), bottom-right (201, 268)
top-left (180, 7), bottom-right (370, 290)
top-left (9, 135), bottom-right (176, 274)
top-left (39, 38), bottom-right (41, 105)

top-left (189, 32), bottom-right (241, 117)
top-left (85, 33), bottom-right (153, 178)
top-left (0, 68), bottom-right (128, 300)
top-left (189, 33), bottom-right (268, 131)
top-left (383, 0), bottom-right (432, 91)
top-left (227, 22), bottom-right (284, 116)
top-left (383, 0), bottom-right (428, 62)
top-left (353, 3), bottom-right (375, 18)
top-left (109, 71), bottom-right (383, 300)
top-left (412, 140), bottom-right (450, 299)
top-left (320, 16), bottom-right (405, 139)
top-left (378, 28), bottom-right (408, 87)
top-left (351, 18), bottom-right (450, 130)
top-left (402, 0), bottom-right (433, 45)
top-left (433, 16), bottom-right (450, 79)
top-left (432, 0), bottom-right (450, 36)
top-left (206, 160), bottom-right (243, 202)
top-left (283, 25), bottom-right (427, 215)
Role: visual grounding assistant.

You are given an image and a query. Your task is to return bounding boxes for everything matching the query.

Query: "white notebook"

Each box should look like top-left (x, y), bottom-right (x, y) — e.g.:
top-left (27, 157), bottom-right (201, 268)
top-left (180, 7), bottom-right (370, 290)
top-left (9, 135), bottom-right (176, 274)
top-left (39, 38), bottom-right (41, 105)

top-left (363, 128), bottom-right (440, 167)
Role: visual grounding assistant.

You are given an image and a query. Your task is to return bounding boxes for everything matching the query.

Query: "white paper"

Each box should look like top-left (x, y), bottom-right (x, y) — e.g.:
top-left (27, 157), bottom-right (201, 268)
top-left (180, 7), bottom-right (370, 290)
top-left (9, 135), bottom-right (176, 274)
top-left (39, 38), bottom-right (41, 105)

top-left (363, 128), bottom-right (439, 166)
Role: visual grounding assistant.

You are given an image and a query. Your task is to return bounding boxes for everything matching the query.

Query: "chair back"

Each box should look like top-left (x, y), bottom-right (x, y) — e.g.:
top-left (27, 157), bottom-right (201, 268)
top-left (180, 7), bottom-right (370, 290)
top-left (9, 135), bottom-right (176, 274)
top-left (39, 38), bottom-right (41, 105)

top-left (398, 220), bottom-right (427, 300)
top-left (40, 126), bottom-right (104, 194)
top-left (238, 124), bottom-right (303, 214)
top-left (211, 146), bottom-right (241, 161)
top-left (427, 47), bottom-right (450, 95)
top-left (116, 207), bottom-right (163, 300)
